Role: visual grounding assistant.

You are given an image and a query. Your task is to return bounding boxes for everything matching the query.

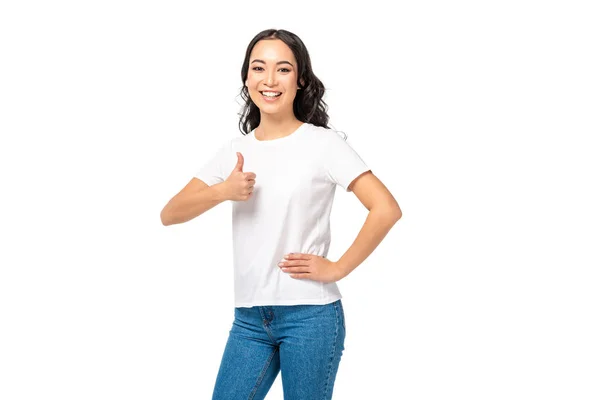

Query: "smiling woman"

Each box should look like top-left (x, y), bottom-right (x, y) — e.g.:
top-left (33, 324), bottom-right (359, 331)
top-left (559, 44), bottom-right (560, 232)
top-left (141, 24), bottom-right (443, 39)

top-left (161, 28), bottom-right (402, 400)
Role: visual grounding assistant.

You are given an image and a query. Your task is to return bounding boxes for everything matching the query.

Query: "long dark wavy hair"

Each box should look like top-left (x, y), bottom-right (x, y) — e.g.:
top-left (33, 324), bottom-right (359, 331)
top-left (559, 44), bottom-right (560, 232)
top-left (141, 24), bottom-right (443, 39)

top-left (237, 29), bottom-right (332, 135)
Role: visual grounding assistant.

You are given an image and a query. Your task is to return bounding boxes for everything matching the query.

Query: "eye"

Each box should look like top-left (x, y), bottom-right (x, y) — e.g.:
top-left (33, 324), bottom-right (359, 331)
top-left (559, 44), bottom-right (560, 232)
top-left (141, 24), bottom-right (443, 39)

top-left (251, 66), bottom-right (291, 72)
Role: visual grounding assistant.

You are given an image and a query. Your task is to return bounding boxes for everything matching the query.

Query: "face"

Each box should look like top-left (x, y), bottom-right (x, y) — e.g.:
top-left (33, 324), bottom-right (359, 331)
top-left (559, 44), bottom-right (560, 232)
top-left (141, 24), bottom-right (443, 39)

top-left (245, 39), bottom-right (302, 117)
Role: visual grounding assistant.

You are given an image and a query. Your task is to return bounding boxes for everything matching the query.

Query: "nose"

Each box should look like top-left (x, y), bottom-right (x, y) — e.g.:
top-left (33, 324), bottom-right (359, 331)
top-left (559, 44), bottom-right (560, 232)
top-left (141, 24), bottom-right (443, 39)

top-left (265, 69), bottom-right (277, 86)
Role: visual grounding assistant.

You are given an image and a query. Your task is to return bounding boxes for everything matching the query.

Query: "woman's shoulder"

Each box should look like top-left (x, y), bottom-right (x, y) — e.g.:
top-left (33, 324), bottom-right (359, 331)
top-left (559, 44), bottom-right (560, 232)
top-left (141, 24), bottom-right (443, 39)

top-left (303, 123), bottom-right (343, 143)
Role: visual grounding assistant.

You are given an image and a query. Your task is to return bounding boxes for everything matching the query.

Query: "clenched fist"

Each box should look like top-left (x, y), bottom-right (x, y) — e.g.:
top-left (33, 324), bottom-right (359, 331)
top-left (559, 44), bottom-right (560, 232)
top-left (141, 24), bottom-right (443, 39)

top-left (222, 152), bottom-right (256, 201)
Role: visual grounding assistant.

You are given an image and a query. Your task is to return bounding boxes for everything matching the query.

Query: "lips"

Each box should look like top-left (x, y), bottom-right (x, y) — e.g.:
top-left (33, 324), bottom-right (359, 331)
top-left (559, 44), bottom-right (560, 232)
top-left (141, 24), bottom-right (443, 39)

top-left (259, 91), bottom-right (282, 103)
top-left (260, 91), bottom-right (282, 98)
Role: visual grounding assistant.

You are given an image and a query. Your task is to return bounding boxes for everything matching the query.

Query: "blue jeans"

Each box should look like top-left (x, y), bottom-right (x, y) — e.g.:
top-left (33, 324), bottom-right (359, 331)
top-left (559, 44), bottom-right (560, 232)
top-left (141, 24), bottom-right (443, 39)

top-left (212, 299), bottom-right (346, 399)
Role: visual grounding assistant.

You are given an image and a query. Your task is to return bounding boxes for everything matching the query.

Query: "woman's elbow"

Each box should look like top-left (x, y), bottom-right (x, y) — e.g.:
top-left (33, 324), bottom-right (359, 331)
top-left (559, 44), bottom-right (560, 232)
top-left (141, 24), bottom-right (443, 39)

top-left (391, 206), bottom-right (402, 221)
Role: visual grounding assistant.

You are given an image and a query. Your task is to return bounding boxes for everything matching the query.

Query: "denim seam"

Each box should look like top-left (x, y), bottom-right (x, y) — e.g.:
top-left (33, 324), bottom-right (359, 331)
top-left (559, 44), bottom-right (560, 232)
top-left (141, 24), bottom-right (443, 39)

top-left (323, 301), bottom-right (340, 399)
top-left (248, 346), bottom-right (278, 400)
top-left (339, 301), bottom-right (346, 330)
top-left (258, 307), bottom-right (278, 345)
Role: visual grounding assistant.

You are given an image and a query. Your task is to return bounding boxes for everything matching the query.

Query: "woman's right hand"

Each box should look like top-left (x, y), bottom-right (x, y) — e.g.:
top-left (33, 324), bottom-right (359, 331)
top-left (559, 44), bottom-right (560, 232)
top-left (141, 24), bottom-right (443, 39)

top-left (223, 152), bottom-right (256, 201)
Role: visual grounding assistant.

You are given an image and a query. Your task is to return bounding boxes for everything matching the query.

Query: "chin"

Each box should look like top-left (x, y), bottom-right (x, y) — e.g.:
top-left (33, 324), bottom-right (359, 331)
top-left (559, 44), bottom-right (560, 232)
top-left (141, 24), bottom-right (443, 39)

top-left (258, 102), bottom-right (288, 113)
top-left (259, 108), bottom-right (283, 115)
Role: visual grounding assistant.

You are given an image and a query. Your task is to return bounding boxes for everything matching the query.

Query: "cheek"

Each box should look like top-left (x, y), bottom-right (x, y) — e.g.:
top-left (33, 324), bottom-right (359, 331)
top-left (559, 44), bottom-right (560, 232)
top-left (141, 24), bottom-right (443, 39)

top-left (245, 79), bottom-right (260, 100)
top-left (246, 73), bottom-right (260, 89)
top-left (284, 89), bottom-right (297, 103)
top-left (283, 76), bottom-right (297, 90)
top-left (281, 80), bottom-right (297, 100)
top-left (246, 73), bottom-right (257, 82)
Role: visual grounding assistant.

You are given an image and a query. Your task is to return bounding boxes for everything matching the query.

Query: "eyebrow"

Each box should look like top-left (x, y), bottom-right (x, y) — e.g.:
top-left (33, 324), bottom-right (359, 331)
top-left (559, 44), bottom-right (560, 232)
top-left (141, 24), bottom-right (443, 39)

top-left (251, 59), bottom-right (294, 67)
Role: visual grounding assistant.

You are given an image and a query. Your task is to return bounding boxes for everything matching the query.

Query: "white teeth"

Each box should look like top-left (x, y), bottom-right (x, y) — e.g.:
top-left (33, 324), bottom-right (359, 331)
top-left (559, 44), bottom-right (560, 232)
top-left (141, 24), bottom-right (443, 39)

top-left (262, 92), bottom-right (281, 97)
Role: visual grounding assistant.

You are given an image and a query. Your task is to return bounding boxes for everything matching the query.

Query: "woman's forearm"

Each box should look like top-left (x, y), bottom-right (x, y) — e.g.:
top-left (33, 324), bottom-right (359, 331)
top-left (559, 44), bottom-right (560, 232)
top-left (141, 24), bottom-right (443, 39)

top-left (161, 183), bottom-right (229, 226)
top-left (335, 207), bottom-right (401, 279)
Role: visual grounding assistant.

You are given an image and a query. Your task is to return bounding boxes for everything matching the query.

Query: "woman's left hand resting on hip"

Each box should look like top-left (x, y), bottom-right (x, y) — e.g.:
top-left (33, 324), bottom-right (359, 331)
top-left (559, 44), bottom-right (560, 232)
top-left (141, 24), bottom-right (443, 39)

top-left (278, 253), bottom-right (344, 283)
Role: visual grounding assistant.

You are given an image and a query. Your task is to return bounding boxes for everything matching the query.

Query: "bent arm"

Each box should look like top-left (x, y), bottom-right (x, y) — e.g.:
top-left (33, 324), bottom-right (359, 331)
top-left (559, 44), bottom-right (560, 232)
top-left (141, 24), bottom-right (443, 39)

top-left (335, 207), bottom-right (400, 278)
top-left (335, 171), bottom-right (402, 278)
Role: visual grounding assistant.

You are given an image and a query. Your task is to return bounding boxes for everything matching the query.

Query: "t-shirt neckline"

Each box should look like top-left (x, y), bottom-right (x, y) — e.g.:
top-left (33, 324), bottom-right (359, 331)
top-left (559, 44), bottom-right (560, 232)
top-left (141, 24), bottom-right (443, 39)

top-left (251, 122), bottom-right (307, 144)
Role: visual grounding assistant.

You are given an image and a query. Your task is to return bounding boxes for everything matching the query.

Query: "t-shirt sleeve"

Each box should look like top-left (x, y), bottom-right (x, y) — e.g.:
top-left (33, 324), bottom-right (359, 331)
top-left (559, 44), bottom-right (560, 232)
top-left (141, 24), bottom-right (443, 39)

top-left (324, 131), bottom-right (371, 192)
top-left (194, 140), bottom-right (233, 186)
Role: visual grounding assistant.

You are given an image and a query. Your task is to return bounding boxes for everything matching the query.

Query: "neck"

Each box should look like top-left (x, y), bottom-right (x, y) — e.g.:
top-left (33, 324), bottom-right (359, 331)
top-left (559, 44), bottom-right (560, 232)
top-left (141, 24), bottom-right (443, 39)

top-left (256, 113), bottom-right (303, 140)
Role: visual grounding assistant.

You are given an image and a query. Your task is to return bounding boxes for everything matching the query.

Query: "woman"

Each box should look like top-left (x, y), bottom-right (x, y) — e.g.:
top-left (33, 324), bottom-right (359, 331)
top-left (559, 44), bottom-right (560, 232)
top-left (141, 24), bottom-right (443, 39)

top-left (160, 29), bottom-right (402, 400)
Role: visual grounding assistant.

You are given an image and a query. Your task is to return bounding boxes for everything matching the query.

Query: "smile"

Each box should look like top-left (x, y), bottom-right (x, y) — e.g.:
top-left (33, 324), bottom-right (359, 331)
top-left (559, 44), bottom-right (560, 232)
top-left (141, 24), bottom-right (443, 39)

top-left (260, 91), bottom-right (282, 101)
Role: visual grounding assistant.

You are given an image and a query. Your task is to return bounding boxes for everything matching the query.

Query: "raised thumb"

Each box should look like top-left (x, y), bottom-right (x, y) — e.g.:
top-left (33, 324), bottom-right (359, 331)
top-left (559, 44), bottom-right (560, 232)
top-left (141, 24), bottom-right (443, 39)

top-left (234, 152), bottom-right (244, 171)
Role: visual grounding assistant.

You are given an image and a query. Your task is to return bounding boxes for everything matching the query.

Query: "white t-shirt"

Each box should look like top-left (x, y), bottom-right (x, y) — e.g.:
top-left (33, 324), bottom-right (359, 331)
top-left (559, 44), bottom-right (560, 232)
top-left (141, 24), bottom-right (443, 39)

top-left (195, 122), bottom-right (371, 308)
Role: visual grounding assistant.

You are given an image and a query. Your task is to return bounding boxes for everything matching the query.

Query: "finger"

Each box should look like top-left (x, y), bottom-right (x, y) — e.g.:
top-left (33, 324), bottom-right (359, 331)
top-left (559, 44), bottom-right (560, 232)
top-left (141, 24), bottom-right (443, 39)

top-left (234, 152), bottom-right (244, 172)
top-left (280, 260), bottom-right (309, 267)
top-left (282, 266), bottom-right (311, 273)
top-left (285, 253), bottom-right (310, 260)
top-left (289, 272), bottom-right (310, 279)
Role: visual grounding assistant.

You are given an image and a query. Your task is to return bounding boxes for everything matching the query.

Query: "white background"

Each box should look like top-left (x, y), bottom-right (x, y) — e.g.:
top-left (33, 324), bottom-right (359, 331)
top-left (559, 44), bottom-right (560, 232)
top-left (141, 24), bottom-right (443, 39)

top-left (1, 1), bottom-right (599, 399)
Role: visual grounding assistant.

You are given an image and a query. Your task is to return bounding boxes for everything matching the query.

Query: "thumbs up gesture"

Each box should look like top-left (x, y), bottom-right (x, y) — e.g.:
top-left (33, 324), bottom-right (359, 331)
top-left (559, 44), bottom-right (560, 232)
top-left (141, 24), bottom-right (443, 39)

top-left (223, 152), bottom-right (256, 201)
